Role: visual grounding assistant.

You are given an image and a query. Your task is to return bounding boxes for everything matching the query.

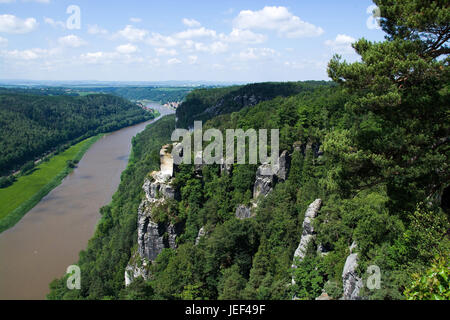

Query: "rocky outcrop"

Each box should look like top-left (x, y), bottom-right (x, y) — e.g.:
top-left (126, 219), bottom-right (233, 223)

top-left (127, 145), bottom-right (179, 286)
top-left (235, 204), bottom-right (253, 220)
top-left (342, 242), bottom-right (363, 300)
top-left (276, 150), bottom-right (290, 181)
top-left (253, 164), bottom-right (275, 199)
top-left (253, 151), bottom-right (291, 199)
top-left (195, 227), bottom-right (206, 245)
top-left (292, 199), bottom-right (323, 268)
top-left (160, 144), bottom-right (174, 176)
top-left (125, 251), bottom-right (149, 287)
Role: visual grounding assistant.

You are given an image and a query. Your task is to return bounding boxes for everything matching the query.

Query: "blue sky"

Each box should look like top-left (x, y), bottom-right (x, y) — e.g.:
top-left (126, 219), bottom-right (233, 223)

top-left (0, 0), bottom-right (385, 82)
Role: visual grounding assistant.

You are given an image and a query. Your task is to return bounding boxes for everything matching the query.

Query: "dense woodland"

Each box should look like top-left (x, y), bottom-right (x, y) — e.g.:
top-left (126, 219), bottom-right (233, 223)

top-left (0, 92), bottom-right (155, 175)
top-left (76, 87), bottom-right (194, 104)
top-left (176, 81), bottom-right (331, 129)
top-left (49, 0), bottom-right (448, 300)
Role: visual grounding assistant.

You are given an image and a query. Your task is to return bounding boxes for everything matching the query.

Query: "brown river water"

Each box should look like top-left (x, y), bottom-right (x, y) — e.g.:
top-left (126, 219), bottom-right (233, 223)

top-left (0, 103), bottom-right (174, 300)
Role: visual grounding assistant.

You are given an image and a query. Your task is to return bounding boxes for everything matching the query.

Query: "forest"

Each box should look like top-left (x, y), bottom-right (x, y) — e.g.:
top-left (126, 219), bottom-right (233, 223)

top-left (0, 91), bottom-right (155, 176)
top-left (48, 0), bottom-right (449, 300)
top-left (75, 86), bottom-right (194, 104)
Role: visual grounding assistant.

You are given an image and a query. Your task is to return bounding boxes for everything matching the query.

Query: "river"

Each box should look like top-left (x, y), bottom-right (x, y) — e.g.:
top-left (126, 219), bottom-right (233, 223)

top-left (0, 102), bottom-right (174, 300)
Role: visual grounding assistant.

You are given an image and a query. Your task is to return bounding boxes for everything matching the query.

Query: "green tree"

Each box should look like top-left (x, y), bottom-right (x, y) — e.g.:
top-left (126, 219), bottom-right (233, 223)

top-left (404, 255), bottom-right (450, 300)
top-left (327, 0), bottom-right (449, 212)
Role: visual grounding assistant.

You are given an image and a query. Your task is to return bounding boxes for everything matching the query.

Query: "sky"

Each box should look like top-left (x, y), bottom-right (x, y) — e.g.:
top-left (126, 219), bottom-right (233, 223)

top-left (0, 0), bottom-right (386, 83)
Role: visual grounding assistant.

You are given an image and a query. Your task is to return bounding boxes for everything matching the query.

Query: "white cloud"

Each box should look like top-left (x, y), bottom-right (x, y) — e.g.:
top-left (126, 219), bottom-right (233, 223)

top-left (167, 58), bottom-right (181, 65)
top-left (116, 43), bottom-right (138, 54)
top-left (233, 6), bottom-right (324, 38)
top-left (130, 17), bottom-right (142, 23)
top-left (155, 47), bottom-right (177, 56)
top-left (58, 34), bottom-right (86, 48)
top-left (234, 47), bottom-right (278, 61)
top-left (174, 27), bottom-right (217, 40)
top-left (194, 41), bottom-right (228, 54)
top-left (80, 51), bottom-right (119, 64)
top-left (116, 25), bottom-right (148, 42)
top-left (223, 28), bottom-right (266, 44)
top-left (284, 59), bottom-right (326, 70)
top-left (188, 55), bottom-right (198, 64)
top-left (0, 36), bottom-right (8, 46)
top-left (44, 17), bottom-right (65, 29)
top-left (0, 14), bottom-right (38, 34)
top-left (2, 47), bottom-right (56, 60)
top-left (182, 18), bottom-right (201, 28)
top-left (146, 32), bottom-right (178, 47)
top-left (324, 34), bottom-right (356, 54)
top-left (88, 24), bottom-right (108, 35)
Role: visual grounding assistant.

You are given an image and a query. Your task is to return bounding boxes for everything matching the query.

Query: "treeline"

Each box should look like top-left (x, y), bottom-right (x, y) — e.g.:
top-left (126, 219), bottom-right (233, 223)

top-left (175, 81), bottom-right (332, 129)
top-left (77, 87), bottom-right (194, 104)
top-left (0, 91), bottom-right (155, 175)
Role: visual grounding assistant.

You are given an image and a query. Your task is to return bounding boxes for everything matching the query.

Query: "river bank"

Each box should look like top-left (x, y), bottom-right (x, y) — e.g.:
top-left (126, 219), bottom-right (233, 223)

top-left (0, 103), bottom-right (174, 300)
top-left (0, 134), bottom-right (104, 233)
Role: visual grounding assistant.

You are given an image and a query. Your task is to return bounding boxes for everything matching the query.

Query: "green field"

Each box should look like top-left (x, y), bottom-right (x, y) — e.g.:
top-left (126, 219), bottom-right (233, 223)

top-left (0, 135), bottom-right (103, 233)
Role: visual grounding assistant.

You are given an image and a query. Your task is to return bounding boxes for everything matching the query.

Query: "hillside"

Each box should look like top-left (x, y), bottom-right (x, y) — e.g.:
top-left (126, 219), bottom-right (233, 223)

top-left (76, 87), bottom-right (194, 104)
top-left (0, 91), bottom-right (155, 175)
top-left (47, 0), bottom-right (449, 301)
top-left (48, 78), bottom-right (449, 300)
top-left (175, 81), bottom-right (332, 129)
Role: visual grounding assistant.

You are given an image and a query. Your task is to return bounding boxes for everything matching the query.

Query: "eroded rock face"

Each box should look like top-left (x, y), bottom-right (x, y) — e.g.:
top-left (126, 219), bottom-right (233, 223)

top-left (143, 172), bottom-right (175, 201)
top-left (291, 199), bottom-right (322, 287)
top-left (160, 144), bottom-right (174, 176)
top-left (342, 243), bottom-right (363, 300)
top-left (253, 151), bottom-right (291, 199)
top-left (128, 145), bottom-right (179, 286)
top-left (253, 164), bottom-right (275, 199)
top-left (125, 251), bottom-right (149, 287)
top-left (138, 213), bottom-right (178, 262)
top-left (276, 150), bottom-right (291, 181)
top-left (235, 204), bottom-right (253, 220)
top-left (195, 227), bottom-right (206, 245)
top-left (292, 199), bottom-right (322, 267)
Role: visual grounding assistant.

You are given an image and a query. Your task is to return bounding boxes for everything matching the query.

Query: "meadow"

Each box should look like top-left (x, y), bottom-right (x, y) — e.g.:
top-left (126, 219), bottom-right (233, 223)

top-left (0, 135), bottom-right (102, 233)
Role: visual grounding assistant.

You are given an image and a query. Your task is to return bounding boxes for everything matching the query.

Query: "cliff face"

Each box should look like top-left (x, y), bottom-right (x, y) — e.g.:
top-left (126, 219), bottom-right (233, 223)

top-left (235, 151), bottom-right (291, 220)
top-left (126, 145), bottom-right (178, 286)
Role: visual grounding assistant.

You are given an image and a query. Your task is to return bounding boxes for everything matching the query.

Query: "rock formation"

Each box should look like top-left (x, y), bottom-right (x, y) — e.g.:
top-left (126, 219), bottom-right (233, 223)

top-left (195, 227), bottom-right (206, 245)
top-left (126, 145), bottom-right (178, 286)
top-left (125, 251), bottom-right (149, 287)
top-left (292, 199), bottom-right (322, 268)
top-left (291, 199), bottom-right (322, 288)
top-left (235, 204), bottom-right (254, 220)
top-left (342, 242), bottom-right (363, 300)
top-left (276, 150), bottom-right (290, 181)
top-left (253, 164), bottom-right (275, 199)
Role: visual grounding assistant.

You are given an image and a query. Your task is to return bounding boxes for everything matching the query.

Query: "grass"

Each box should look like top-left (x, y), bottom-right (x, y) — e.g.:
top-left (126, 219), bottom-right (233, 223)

top-left (0, 134), bottom-right (103, 233)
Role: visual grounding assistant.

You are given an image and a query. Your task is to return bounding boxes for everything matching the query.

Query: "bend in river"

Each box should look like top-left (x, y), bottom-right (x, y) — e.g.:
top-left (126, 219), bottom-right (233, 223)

top-left (0, 103), bottom-right (174, 300)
